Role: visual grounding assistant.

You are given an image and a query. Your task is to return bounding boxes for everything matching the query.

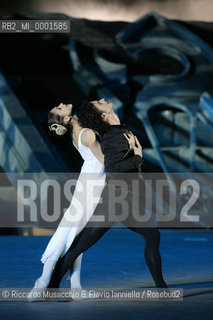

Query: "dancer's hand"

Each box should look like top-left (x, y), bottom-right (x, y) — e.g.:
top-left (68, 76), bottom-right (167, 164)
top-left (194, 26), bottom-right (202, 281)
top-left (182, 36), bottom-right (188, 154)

top-left (123, 131), bottom-right (135, 150)
top-left (124, 132), bottom-right (143, 158)
top-left (133, 135), bottom-right (143, 158)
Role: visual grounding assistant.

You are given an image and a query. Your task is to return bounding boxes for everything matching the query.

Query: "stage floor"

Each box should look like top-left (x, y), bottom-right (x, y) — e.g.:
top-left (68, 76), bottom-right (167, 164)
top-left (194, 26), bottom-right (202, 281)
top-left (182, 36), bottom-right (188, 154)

top-left (0, 228), bottom-right (212, 320)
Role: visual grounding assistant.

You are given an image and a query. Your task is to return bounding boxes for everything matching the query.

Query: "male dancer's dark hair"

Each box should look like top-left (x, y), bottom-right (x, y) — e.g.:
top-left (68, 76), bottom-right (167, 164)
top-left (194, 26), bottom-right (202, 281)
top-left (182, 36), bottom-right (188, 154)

top-left (78, 101), bottom-right (110, 135)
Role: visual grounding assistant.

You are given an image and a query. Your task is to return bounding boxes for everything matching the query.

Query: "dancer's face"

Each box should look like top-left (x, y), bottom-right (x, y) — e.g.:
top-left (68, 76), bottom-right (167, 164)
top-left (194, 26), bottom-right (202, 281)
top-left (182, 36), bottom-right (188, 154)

top-left (50, 103), bottom-right (73, 125)
top-left (91, 98), bottom-right (120, 125)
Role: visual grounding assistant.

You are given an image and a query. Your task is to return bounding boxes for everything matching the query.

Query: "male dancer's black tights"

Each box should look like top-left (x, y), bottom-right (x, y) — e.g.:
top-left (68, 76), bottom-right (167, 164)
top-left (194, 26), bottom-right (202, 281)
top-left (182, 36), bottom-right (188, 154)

top-left (48, 184), bottom-right (168, 289)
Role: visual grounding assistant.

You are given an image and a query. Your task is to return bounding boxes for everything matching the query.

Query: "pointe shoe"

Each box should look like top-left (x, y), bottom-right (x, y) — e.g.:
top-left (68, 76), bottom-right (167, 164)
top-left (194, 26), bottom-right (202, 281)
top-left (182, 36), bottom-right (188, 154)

top-left (27, 278), bottom-right (48, 302)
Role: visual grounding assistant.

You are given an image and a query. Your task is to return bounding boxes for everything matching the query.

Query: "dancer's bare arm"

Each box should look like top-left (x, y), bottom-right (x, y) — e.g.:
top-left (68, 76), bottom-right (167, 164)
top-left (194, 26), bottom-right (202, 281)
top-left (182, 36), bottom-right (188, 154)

top-left (81, 129), bottom-right (104, 164)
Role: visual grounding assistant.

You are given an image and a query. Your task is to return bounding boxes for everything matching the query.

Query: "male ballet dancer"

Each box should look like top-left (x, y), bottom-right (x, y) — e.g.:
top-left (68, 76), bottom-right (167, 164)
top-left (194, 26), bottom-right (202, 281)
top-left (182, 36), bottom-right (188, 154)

top-left (48, 98), bottom-right (168, 289)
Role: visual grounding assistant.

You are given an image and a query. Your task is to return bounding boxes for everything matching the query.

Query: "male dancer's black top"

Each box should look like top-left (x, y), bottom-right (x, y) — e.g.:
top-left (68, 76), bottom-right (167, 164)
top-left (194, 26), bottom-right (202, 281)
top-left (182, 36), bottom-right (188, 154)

top-left (100, 124), bottom-right (144, 173)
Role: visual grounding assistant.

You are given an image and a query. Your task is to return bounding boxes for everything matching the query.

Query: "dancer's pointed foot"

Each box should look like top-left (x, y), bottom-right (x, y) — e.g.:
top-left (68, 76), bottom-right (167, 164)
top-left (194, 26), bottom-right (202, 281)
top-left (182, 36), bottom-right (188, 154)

top-left (27, 278), bottom-right (48, 302)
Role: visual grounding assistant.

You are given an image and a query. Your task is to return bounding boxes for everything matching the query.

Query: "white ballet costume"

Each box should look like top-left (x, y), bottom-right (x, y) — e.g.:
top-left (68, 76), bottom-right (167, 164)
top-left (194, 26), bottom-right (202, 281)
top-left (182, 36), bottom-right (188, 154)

top-left (35, 128), bottom-right (106, 289)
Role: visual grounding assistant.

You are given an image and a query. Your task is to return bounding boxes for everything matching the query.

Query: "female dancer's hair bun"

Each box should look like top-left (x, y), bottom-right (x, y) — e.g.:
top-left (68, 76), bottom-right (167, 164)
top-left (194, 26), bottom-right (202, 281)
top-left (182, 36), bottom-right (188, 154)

top-left (49, 123), bottom-right (67, 136)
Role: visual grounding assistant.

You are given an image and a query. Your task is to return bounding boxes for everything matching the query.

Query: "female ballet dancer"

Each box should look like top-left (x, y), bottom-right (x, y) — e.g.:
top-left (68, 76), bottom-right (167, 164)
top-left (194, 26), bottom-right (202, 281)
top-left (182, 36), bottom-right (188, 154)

top-left (28, 102), bottom-right (106, 297)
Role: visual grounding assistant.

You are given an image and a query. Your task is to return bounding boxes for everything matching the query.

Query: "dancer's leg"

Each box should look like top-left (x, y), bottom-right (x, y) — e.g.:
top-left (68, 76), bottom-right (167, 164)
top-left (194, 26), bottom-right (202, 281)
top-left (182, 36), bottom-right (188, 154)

top-left (36, 257), bottom-right (58, 288)
top-left (122, 186), bottom-right (168, 288)
top-left (38, 254), bottom-right (83, 289)
top-left (48, 225), bottom-right (111, 288)
top-left (47, 183), bottom-right (111, 288)
top-left (69, 254), bottom-right (83, 288)
top-left (48, 184), bottom-right (114, 288)
top-left (128, 226), bottom-right (167, 288)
